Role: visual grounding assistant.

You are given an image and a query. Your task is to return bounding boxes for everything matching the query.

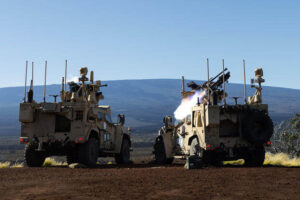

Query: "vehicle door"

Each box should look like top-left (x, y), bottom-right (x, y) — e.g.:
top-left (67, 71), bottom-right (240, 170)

top-left (103, 114), bottom-right (116, 150)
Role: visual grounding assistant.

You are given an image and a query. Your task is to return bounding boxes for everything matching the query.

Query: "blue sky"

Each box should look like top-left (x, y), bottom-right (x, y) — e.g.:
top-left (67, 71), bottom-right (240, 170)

top-left (0, 0), bottom-right (299, 88)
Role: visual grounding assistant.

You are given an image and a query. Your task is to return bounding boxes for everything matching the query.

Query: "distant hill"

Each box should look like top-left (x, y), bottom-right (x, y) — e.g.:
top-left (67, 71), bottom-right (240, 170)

top-left (0, 79), bottom-right (300, 136)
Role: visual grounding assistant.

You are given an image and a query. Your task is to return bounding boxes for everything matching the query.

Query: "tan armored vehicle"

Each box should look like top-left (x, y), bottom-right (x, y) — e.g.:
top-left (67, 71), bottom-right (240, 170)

top-left (153, 60), bottom-right (273, 167)
top-left (19, 61), bottom-right (131, 167)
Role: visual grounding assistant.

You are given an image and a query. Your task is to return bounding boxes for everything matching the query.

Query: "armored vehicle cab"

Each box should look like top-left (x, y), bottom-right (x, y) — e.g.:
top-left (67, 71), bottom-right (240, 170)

top-left (19, 62), bottom-right (131, 167)
top-left (154, 60), bottom-right (273, 167)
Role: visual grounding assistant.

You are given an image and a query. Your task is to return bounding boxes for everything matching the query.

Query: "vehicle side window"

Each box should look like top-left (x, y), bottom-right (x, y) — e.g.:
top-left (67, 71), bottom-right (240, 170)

top-left (186, 114), bottom-right (191, 125)
top-left (104, 133), bottom-right (110, 141)
top-left (192, 111), bottom-right (196, 127)
top-left (197, 113), bottom-right (202, 127)
top-left (193, 111), bottom-right (202, 127)
top-left (105, 114), bottom-right (113, 124)
top-left (97, 113), bottom-right (103, 120)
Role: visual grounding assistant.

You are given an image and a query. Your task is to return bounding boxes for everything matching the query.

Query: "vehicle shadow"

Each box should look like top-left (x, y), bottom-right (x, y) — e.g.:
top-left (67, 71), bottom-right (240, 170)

top-left (41, 162), bottom-right (300, 169)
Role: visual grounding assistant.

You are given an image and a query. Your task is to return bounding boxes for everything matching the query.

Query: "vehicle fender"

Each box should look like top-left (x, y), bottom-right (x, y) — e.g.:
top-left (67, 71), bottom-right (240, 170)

top-left (188, 134), bottom-right (205, 150)
top-left (188, 131), bottom-right (205, 150)
top-left (116, 132), bottom-right (131, 154)
top-left (188, 135), bottom-right (199, 146)
top-left (87, 127), bottom-right (100, 141)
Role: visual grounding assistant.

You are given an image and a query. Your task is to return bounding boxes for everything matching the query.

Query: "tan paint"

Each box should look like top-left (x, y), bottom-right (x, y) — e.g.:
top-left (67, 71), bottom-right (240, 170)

top-left (158, 67), bottom-right (271, 160)
top-left (19, 67), bottom-right (130, 156)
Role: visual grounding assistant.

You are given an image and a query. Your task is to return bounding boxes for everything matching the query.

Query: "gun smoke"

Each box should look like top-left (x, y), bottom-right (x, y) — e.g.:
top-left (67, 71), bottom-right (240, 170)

top-left (174, 90), bottom-right (206, 120)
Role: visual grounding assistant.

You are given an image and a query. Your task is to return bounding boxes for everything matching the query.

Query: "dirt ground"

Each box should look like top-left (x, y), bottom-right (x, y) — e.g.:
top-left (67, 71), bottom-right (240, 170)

top-left (0, 165), bottom-right (299, 200)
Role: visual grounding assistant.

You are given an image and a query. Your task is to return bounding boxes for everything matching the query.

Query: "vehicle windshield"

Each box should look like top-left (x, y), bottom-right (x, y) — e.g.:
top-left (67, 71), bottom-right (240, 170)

top-left (105, 114), bottom-right (113, 124)
top-left (97, 113), bottom-right (103, 120)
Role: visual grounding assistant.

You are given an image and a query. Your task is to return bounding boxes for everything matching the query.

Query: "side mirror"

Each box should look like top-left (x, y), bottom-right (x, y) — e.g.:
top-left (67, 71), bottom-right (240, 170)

top-left (118, 114), bottom-right (125, 125)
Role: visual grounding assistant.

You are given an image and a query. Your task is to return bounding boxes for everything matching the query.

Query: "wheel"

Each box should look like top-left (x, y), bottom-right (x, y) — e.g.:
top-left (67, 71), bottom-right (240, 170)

top-left (244, 145), bottom-right (265, 167)
top-left (66, 148), bottom-right (79, 165)
top-left (153, 136), bottom-right (173, 164)
top-left (24, 142), bottom-right (46, 167)
top-left (115, 138), bottom-right (131, 164)
top-left (78, 137), bottom-right (99, 167)
top-left (241, 111), bottom-right (273, 144)
top-left (203, 151), bottom-right (222, 167)
top-left (165, 157), bottom-right (174, 164)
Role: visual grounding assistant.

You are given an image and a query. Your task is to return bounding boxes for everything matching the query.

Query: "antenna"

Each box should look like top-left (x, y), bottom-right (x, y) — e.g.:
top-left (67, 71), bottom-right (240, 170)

top-left (222, 59), bottom-right (226, 105)
top-left (62, 77), bottom-right (65, 93)
top-left (181, 76), bottom-right (185, 95)
top-left (206, 58), bottom-right (210, 105)
top-left (90, 71), bottom-right (94, 83)
top-left (24, 61), bottom-right (28, 102)
top-left (31, 62), bottom-right (34, 89)
top-left (243, 60), bottom-right (247, 104)
top-left (27, 62), bottom-right (34, 103)
top-left (44, 61), bottom-right (47, 103)
top-left (65, 60), bottom-right (67, 92)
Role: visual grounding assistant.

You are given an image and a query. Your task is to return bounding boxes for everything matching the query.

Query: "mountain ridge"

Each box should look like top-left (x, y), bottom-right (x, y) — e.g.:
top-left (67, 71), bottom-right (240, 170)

top-left (0, 79), bottom-right (299, 136)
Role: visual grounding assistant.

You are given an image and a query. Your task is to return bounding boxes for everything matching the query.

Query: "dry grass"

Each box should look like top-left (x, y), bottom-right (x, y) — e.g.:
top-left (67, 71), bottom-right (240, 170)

top-left (0, 162), bottom-right (23, 168)
top-left (0, 162), bottom-right (10, 168)
top-left (0, 152), bottom-right (299, 168)
top-left (0, 157), bottom-right (67, 168)
top-left (264, 152), bottom-right (300, 167)
top-left (10, 163), bottom-right (24, 168)
top-left (223, 159), bottom-right (244, 165)
top-left (42, 158), bottom-right (67, 167)
top-left (223, 152), bottom-right (300, 167)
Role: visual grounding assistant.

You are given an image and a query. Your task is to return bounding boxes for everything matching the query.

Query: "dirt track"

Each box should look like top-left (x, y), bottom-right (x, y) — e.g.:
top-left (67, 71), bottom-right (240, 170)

top-left (0, 165), bottom-right (299, 200)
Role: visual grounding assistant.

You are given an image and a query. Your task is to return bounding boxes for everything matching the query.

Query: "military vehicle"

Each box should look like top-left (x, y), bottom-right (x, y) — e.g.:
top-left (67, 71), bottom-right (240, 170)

top-left (19, 61), bottom-right (131, 167)
top-left (153, 59), bottom-right (273, 168)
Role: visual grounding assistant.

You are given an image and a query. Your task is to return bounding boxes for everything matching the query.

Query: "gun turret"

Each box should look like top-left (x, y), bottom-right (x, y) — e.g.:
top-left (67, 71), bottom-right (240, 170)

top-left (187, 68), bottom-right (230, 92)
top-left (186, 68), bottom-right (230, 105)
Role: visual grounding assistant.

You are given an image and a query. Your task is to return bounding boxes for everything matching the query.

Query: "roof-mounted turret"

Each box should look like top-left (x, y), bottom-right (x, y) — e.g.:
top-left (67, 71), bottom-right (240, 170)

top-left (179, 59), bottom-right (266, 107)
top-left (61, 67), bottom-right (107, 104)
top-left (181, 60), bottom-right (230, 106)
top-left (79, 67), bottom-right (89, 83)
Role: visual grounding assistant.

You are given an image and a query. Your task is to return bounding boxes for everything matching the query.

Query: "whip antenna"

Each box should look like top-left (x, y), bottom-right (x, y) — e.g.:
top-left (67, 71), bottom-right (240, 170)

top-left (24, 61), bottom-right (28, 102)
top-left (243, 60), bottom-right (247, 104)
top-left (222, 59), bottom-right (226, 105)
top-left (206, 58), bottom-right (210, 105)
top-left (44, 61), bottom-right (47, 103)
top-left (31, 62), bottom-right (34, 90)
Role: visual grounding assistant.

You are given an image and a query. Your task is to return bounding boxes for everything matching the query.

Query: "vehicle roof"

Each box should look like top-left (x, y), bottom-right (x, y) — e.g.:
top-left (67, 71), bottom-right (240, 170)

top-left (97, 105), bottom-right (111, 113)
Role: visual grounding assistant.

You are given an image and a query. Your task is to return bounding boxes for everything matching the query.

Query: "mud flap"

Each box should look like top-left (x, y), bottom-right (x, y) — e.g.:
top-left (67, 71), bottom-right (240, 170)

top-left (184, 155), bottom-right (203, 169)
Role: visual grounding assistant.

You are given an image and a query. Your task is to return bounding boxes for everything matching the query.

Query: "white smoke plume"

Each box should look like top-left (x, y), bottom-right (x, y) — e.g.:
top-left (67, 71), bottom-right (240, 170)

top-left (174, 90), bottom-right (206, 120)
top-left (68, 76), bottom-right (79, 83)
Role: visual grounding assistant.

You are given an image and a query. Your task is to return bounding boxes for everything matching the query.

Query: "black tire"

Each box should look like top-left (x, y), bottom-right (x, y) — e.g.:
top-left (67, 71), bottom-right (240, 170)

top-left (203, 151), bottom-right (223, 167)
top-left (66, 148), bottom-right (79, 165)
top-left (241, 111), bottom-right (273, 144)
top-left (153, 136), bottom-right (173, 164)
top-left (24, 143), bottom-right (46, 167)
top-left (78, 137), bottom-right (99, 167)
top-left (115, 138), bottom-right (131, 164)
top-left (244, 145), bottom-right (265, 167)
